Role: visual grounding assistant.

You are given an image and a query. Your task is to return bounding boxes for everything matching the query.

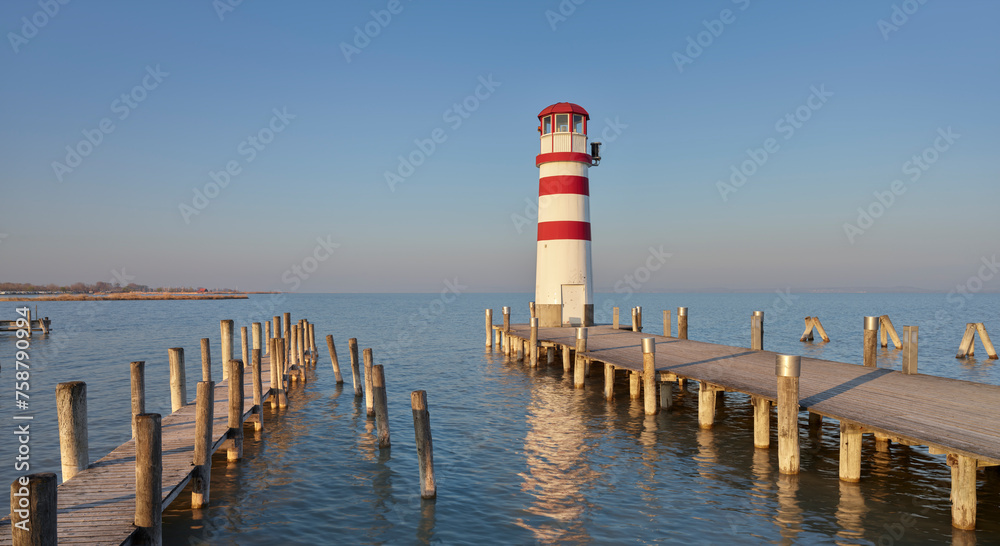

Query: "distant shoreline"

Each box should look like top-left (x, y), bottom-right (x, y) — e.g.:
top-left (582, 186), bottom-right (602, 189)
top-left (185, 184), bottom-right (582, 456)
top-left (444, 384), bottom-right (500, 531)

top-left (0, 292), bottom-right (261, 301)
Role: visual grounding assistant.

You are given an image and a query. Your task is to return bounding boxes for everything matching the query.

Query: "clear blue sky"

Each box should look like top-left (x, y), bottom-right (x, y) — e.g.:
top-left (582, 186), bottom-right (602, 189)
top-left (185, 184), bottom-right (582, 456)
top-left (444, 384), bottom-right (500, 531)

top-left (1, 0), bottom-right (997, 292)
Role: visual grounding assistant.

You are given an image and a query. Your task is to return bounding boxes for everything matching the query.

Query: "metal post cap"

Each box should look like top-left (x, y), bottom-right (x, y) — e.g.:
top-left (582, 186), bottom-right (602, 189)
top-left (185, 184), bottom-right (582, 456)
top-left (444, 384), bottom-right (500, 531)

top-left (678, 307), bottom-right (688, 316)
top-left (642, 337), bottom-right (656, 354)
top-left (775, 354), bottom-right (801, 377)
top-left (530, 317), bottom-right (539, 328)
top-left (502, 307), bottom-right (510, 314)
top-left (864, 316), bottom-right (879, 331)
top-left (576, 327), bottom-right (588, 339)
top-left (753, 310), bottom-right (764, 317)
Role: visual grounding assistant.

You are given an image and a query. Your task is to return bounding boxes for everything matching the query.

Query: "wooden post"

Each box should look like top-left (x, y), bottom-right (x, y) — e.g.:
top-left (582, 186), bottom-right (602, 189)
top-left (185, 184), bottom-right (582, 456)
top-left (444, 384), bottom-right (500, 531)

top-left (277, 339), bottom-right (289, 408)
top-left (663, 309), bottom-right (671, 337)
top-left (631, 307), bottom-right (638, 332)
top-left (282, 312), bottom-right (291, 350)
top-left (131, 361), bottom-right (145, 438)
top-left (56, 381), bottom-right (88, 482)
top-left (629, 372), bottom-right (640, 400)
top-left (529, 301), bottom-right (536, 318)
top-left (546, 346), bottom-right (555, 366)
top-left (227, 359), bottom-right (244, 461)
top-left (879, 315), bottom-right (902, 349)
top-left (168, 347), bottom-right (186, 412)
top-left (574, 328), bottom-right (587, 389)
top-left (191, 381), bottom-right (214, 508)
top-left (864, 316), bottom-right (878, 368)
top-left (25, 308), bottom-right (31, 339)
top-left (252, 322), bottom-right (262, 355)
top-left (134, 413), bottom-right (162, 546)
top-left (349, 338), bottom-right (362, 397)
top-left (678, 307), bottom-right (688, 339)
top-left (364, 348), bottom-right (375, 416)
top-left (562, 345), bottom-right (572, 373)
top-left (800, 317), bottom-right (815, 342)
top-left (659, 375), bottom-right (673, 409)
top-left (642, 338), bottom-right (657, 415)
top-left (604, 363), bottom-right (615, 400)
top-left (200, 338), bottom-right (212, 382)
top-left (297, 324), bottom-right (307, 379)
top-left (290, 324), bottom-right (298, 370)
top-left (752, 395), bottom-right (770, 449)
top-left (327, 334), bottom-right (344, 383)
top-left (637, 306), bottom-right (643, 332)
top-left (840, 421), bottom-right (863, 482)
top-left (811, 317), bottom-right (831, 342)
top-left (529, 317), bottom-right (539, 368)
top-left (373, 364), bottom-right (391, 448)
top-left (272, 316), bottom-right (281, 351)
top-left (976, 323), bottom-right (998, 359)
top-left (252, 349), bottom-right (263, 431)
top-left (220, 319), bottom-right (233, 381)
top-left (411, 390), bottom-right (436, 499)
top-left (613, 307), bottom-right (619, 330)
top-left (776, 355), bottom-right (800, 474)
top-left (502, 306), bottom-right (510, 333)
top-left (751, 311), bottom-right (763, 351)
top-left (951, 454), bottom-right (977, 530)
top-left (698, 382), bottom-right (717, 428)
top-left (494, 328), bottom-right (501, 352)
top-left (902, 325), bottom-right (919, 374)
top-left (264, 321), bottom-right (271, 354)
top-left (10, 473), bottom-right (57, 546)
top-left (485, 309), bottom-right (493, 348)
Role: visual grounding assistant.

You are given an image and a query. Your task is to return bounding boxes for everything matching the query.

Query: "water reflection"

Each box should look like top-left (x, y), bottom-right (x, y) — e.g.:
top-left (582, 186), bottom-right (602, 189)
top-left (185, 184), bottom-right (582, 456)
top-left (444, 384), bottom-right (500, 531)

top-left (514, 380), bottom-right (594, 543)
top-left (774, 473), bottom-right (802, 543)
top-left (835, 481), bottom-right (866, 544)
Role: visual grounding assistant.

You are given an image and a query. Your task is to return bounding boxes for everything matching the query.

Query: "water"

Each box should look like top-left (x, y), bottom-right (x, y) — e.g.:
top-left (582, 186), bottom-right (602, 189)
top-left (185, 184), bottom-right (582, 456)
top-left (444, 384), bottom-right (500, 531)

top-left (2, 293), bottom-right (999, 544)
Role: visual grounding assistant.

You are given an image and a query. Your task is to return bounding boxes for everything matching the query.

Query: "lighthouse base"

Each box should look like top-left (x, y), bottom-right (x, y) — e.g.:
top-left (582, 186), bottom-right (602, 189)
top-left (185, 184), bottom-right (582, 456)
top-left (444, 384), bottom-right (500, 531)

top-left (537, 304), bottom-right (594, 328)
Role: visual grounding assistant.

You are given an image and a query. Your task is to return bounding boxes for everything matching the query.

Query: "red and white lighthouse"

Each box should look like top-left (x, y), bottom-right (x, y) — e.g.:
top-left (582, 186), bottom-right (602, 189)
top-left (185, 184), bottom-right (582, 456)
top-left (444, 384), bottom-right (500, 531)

top-left (534, 102), bottom-right (599, 327)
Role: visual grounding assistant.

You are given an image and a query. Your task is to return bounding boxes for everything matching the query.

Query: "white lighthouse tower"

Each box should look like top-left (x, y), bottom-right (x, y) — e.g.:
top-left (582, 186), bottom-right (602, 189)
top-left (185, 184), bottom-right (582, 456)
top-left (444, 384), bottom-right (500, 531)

top-left (534, 102), bottom-right (599, 327)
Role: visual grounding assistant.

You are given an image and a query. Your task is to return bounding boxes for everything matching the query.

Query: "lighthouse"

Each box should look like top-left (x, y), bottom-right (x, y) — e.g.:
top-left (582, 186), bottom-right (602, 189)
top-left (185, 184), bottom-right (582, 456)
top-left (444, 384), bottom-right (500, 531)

top-left (534, 102), bottom-right (600, 328)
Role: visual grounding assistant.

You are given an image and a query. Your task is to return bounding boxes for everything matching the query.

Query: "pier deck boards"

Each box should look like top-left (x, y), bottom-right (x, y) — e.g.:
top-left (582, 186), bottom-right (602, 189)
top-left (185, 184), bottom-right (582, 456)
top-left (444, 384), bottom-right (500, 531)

top-left (0, 355), bottom-right (276, 545)
top-left (504, 324), bottom-right (1000, 465)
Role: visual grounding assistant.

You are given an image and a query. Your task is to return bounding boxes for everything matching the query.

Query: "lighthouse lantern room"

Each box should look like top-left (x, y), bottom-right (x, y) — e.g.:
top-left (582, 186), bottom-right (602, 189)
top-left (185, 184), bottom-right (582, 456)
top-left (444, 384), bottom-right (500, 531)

top-left (534, 102), bottom-right (599, 328)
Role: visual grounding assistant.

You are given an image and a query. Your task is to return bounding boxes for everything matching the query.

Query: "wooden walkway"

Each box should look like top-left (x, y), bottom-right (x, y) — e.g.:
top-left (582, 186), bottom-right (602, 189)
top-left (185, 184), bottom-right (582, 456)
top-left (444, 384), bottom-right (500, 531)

top-left (507, 324), bottom-right (1000, 464)
top-left (0, 355), bottom-right (276, 545)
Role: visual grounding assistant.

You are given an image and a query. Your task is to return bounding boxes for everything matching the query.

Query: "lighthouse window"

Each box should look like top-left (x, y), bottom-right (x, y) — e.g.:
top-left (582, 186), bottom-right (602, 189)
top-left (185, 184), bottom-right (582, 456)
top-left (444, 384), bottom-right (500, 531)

top-left (543, 116), bottom-right (552, 134)
top-left (556, 114), bottom-right (569, 132)
top-left (573, 115), bottom-right (583, 133)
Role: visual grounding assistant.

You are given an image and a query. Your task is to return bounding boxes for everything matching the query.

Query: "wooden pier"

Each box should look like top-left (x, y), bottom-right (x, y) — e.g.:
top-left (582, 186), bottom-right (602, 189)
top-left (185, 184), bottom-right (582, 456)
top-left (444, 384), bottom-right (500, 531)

top-left (493, 311), bottom-right (1000, 531)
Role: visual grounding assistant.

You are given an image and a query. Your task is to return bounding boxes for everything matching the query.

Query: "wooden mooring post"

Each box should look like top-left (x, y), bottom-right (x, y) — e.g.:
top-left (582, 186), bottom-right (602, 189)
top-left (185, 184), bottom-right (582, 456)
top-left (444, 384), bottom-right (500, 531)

top-left (485, 308), bottom-right (493, 349)
top-left (9, 473), bottom-right (57, 546)
top-left (220, 319), bottom-right (233, 381)
top-left (574, 328), bottom-right (587, 389)
top-left (191, 381), bottom-right (214, 508)
top-left (373, 364), bottom-right (391, 448)
top-left (613, 307), bottom-right (620, 330)
top-left (57, 381), bottom-right (88, 482)
top-left (663, 309), bottom-right (671, 337)
top-left (200, 338), bottom-right (212, 382)
top-left (130, 361), bottom-right (145, 439)
top-left (678, 307), bottom-right (688, 339)
top-left (956, 323), bottom-right (998, 359)
top-left (902, 325), bottom-right (918, 374)
top-left (800, 316), bottom-right (830, 342)
top-left (751, 311), bottom-right (763, 351)
top-left (776, 355), bottom-right (800, 474)
top-left (529, 317), bottom-right (538, 367)
top-left (864, 316), bottom-right (878, 368)
top-left (252, 322), bottom-right (262, 356)
top-left (168, 347), bottom-right (186, 412)
top-left (264, 321), bottom-right (271, 354)
top-left (227, 359), bottom-right (244, 461)
top-left (134, 413), bottom-right (162, 546)
top-left (411, 390), bottom-right (436, 499)
top-left (642, 338), bottom-right (657, 415)
top-left (751, 395), bottom-right (770, 449)
top-left (878, 315), bottom-right (902, 349)
top-left (631, 307), bottom-right (639, 332)
top-left (251, 349), bottom-right (263, 431)
top-left (327, 334), bottom-right (345, 384)
top-left (364, 348), bottom-right (375, 416)
top-left (348, 338), bottom-right (362, 397)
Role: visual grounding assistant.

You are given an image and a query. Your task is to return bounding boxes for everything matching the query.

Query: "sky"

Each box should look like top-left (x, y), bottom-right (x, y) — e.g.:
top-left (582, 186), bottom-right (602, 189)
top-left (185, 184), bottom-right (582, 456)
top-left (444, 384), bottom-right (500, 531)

top-left (1, 0), bottom-right (998, 293)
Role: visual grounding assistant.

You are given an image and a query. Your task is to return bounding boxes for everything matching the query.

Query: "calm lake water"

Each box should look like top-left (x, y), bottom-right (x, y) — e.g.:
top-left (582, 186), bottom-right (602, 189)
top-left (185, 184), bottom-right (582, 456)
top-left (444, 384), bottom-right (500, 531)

top-left (2, 293), bottom-right (999, 544)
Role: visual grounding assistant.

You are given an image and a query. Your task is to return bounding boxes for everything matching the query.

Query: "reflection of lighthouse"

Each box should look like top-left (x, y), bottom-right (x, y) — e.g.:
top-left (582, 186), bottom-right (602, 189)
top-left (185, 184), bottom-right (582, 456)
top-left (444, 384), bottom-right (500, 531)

top-left (534, 102), bottom-right (600, 327)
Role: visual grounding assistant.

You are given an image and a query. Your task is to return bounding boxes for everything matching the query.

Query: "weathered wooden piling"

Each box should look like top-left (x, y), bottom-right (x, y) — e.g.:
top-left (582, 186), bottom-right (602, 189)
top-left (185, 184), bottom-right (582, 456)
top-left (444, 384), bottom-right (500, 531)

top-left (252, 322), bottom-right (262, 354)
top-left (879, 315), bottom-right (902, 349)
top-left (272, 316), bottom-right (281, 351)
top-left (663, 309), bottom-right (671, 337)
top-left (200, 338), bottom-right (212, 382)
top-left (546, 346), bottom-right (555, 365)
top-left (697, 381), bottom-right (719, 428)
top-left (134, 413), bottom-right (162, 546)
top-left (282, 312), bottom-right (291, 349)
top-left (130, 361), bottom-right (145, 438)
top-left (951, 454), bottom-right (977, 530)
top-left (956, 323), bottom-right (998, 359)
top-left (800, 316), bottom-right (831, 342)
top-left (264, 321), bottom-right (271, 354)
top-left (220, 319), bottom-right (233, 381)
top-left (902, 325), bottom-right (919, 374)
top-left (776, 355), bottom-right (800, 474)
top-left (678, 307), bottom-right (688, 339)
top-left (9, 473), bottom-right (57, 546)
top-left (529, 301), bottom-right (536, 318)
top-left (631, 307), bottom-right (638, 332)
top-left (604, 363), bottom-right (615, 400)
top-left (349, 338), bottom-right (362, 397)
top-left (637, 306), bottom-right (643, 332)
top-left (364, 348), bottom-right (375, 416)
top-left (227, 359), bottom-right (244, 461)
top-left (485, 309), bottom-right (493, 348)
top-left (326, 334), bottom-right (344, 383)
top-left (613, 307), bottom-right (620, 330)
top-left (574, 328), bottom-right (587, 389)
top-left (751, 395), bottom-right (770, 448)
top-left (268, 338), bottom-right (279, 408)
top-left (562, 345), bottom-right (572, 373)
top-left (642, 338), bottom-right (657, 415)
top-left (840, 422), bottom-right (863, 482)
top-left (56, 381), bottom-right (88, 482)
top-left (309, 322), bottom-right (317, 364)
top-left (373, 364), bottom-right (391, 448)
top-left (751, 311), bottom-right (763, 351)
top-left (276, 338), bottom-right (289, 408)
top-left (251, 349), bottom-right (263, 431)
top-left (864, 316), bottom-right (878, 368)
top-left (411, 390), bottom-right (436, 499)
top-left (659, 373), bottom-right (674, 409)
top-left (297, 324), bottom-right (307, 379)
top-left (168, 347), bottom-right (187, 412)
top-left (290, 324), bottom-right (299, 371)
top-left (502, 306), bottom-right (510, 333)
top-left (191, 381), bottom-right (214, 509)
top-left (630, 372), bottom-right (640, 400)
top-left (529, 317), bottom-right (539, 367)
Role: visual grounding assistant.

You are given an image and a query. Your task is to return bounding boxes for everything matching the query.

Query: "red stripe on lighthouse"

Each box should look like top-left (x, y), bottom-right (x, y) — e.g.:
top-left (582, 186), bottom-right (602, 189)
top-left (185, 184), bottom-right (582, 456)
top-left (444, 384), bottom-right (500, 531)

top-left (535, 152), bottom-right (592, 167)
top-left (537, 221), bottom-right (591, 241)
top-left (539, 175), bottom-right (589, 196)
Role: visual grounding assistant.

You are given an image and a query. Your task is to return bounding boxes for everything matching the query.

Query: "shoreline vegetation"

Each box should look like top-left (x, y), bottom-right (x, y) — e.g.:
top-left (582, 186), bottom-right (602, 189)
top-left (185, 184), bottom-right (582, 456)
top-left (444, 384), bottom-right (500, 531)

top-left (0, 292), bottom-right (267, 301)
